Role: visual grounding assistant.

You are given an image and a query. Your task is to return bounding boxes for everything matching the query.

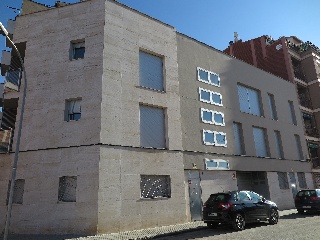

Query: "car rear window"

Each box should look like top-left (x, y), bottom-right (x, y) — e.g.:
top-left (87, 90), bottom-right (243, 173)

top-left (207, 194), bottom-right (230, 203)
top-left (298, 190), bottom-right (317, 197)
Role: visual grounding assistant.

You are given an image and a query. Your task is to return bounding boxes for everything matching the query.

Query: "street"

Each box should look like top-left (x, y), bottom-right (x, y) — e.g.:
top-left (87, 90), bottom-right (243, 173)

top-left (155, 211), bottom-right (320, 240)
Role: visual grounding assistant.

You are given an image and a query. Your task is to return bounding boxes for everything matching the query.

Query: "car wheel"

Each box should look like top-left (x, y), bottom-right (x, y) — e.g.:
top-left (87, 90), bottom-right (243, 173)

top-left (297, 209), bottom-right (304, 214)
top-left (207, 223), bottom-right (219, 228)
top-left (268, 208), bottom-right (279, 225)
top-left (232, 213), bottom-right (245, 231)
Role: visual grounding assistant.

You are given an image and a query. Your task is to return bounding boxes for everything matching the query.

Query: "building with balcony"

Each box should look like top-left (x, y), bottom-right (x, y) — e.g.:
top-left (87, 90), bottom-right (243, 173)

top-left (224, 35), bottom-right (320, 187)
top-left (0, 0), bottom-right (313, 236)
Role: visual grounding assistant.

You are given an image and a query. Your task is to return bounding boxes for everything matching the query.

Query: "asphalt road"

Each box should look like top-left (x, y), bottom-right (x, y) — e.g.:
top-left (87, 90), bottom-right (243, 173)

top-left (155, 211), bottom-right (320, 240)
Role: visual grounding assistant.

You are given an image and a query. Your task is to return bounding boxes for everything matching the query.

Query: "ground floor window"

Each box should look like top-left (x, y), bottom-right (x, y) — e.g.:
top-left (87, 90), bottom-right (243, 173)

top-left (140, 175), bottom-right (171, 199)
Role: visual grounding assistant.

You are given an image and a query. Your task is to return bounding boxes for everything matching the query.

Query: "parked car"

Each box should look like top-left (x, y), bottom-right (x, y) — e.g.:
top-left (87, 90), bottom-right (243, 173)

top-left (295, 189), bottom-right (320, 214)
top-left (203, 190), bottom-right (279, 231)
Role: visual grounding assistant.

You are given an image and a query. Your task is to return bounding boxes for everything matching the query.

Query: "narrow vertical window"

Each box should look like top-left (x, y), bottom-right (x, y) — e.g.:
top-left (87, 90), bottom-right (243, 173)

top-left (297, 172), bottom-right (307, 188)
top-left (277, 172), bottom-right (289, 189)
top-left (65, 98), bottom-right (81, 121)
top-left (294, 134), bottom-right (303, 160)
top-left (6, 179), bottom-right (25, 205)
top-left (233, 122), bottom-right (245, 155)
top-left (139, 51), bottom-right (164, 91)
top-left (140, 105), bottom-right (166, 148)
top-left (237, 84), bottom-right (262, 116)
top-left (268, 93), bottom-right (278, 120)
top-left (253, 127), bottom-right (269, 157)
top-left (289, 101), bottom-right (297, 125)
top-left (274, 130), bottom-right (284, 159)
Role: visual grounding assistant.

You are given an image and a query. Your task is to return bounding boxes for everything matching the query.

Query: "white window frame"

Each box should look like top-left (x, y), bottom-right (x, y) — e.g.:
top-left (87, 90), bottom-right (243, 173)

top-left (205, 158), bottom-right (230, 170)
top-left (197, 67), bottom-right (220, 87)
top-left (201, 108), bottom-right (225, 126)
top-left (199, 87), bottom-right (223, 106)
top-left (202, 129), bottom-right (227, 147)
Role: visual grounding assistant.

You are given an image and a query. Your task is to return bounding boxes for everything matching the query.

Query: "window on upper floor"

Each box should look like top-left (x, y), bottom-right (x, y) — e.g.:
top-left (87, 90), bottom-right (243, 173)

top-left (197, 67), bottom-right (220, 86)
top-left (201, 108), bottom-right (225, 126)
top-left (233, 122), bottom-right (245, 155)
top-left (199, 87), bottom-right (222, 106)
top-left (288, 101), bottom-right (297, 125)
top-left (268, 93), bottom-right (278, 120)
top-left (6, 179), bottom-right (25, 205)
top-left (237, 84), bottom-right (262, 116)
top-left (140, 105), bottom-right (166, 149)
top-left (294, 134), bottom-right (303, 160)
top-left (65, 98), bottom-right (81, 121)
top-left (140, 175), bottom-right (171, 199)
top-left (58, 176), bottom-right (77, 202)
top-left (277, 172), bottom-right (289, 189)
top-left (253, 127), bottom-right (269, 157)
top-left (139, 50), bottom-right (164, 91)
top-left (70, 40), bottom-right (85, 60)
top-left (274, 130), bottom-right (284, 159)
top-left (203, 130), bottom-right (227, 147)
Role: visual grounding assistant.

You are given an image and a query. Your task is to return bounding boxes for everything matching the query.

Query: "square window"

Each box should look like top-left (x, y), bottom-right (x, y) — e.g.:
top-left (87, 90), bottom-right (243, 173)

top-left (212, 93), bottom-right (222, 105)
top-left (70, 40), bottom-right (85, 60)
top-left (199, 69), bottom-right (209, 83)
top-left (233, 122), bottom-right (245, 155)
top-left (202, 110), bottom-right (212, 122)
top-left (65, 98), bottom-right (81, 121)
top-left (209, 73), bottom-right (220, 86)
top-left (216, 133), bottom-right (227, 146)
top-left (139, 51), bottom-right (164, 91)
top-left (213, 112), bottom-right (224, 124)
top-left (197, 67), bottom-right (220, 86)
top-left (203, 130), bottom-right (227, 147)
top-left (199, 88), bottom-right (223, 106)
top-left (204, 131), bottom-right (215, 145)
top-left (140, 105), bottom-right (166, 149)
top-left (140, 175), bottom-right (171, 199)
top-left (199, 89), bottom-right (211, 103)
top-left (6, 179), bottom-right (25, 205)
top-left (58, 176), bottom-right (77, 202)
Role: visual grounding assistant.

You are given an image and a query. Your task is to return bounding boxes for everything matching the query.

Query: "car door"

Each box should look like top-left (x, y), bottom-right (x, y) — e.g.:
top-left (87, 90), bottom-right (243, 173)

top-left (238, 191), bottom-right (255, 222)
top-left (247, 191), bottom-right (269, 219)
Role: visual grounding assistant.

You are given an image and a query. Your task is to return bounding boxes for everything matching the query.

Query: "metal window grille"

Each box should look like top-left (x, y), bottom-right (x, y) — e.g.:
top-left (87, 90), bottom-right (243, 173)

top-left (237, 84), bottom-right (262, 116)
top-left (58, 176), bottom-right (77, 202)
top-left (140, 105), bottom-right (166, 148)
top-left (297, 172), bottom-right (307, 189)
top-left (6, 179), bottom-right (25, 205)
top-left (139, 51), bottom-right (164, 91)
top-left (277, 172), bottom-right (289, 189)
top-left (253, 127), bottom-right (269, 157)
top-left (140, 175), bottom-right (171, 199)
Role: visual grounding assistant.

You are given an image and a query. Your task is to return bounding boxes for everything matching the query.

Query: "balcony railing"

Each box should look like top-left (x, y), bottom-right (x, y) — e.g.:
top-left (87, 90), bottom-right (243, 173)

top-left (299, 94), bottom-right (312, 108)
top-left (294, 70), bottom-right (307, 81)
top-left (0, 128), bottom-right (13, 153)
top-left (305, 127), bottom-right (320, 138)
top-left (311, 157), bottom-right (320, 169)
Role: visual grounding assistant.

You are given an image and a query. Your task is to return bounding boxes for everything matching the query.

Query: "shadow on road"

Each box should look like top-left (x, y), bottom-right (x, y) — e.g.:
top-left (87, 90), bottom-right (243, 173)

top-left (280, 211), bottom-right (320, 220)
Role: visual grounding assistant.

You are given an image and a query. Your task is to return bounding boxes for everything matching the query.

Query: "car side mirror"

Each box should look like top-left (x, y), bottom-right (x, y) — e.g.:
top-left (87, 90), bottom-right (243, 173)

top-left (258, 198), bottom-right (266, 203)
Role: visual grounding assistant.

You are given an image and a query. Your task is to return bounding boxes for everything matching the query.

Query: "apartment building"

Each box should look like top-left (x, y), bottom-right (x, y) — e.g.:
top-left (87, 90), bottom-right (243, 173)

top-left (224, 35), bottom-right (320, 187)
top-left (0, 0), bottom-right (313, 235)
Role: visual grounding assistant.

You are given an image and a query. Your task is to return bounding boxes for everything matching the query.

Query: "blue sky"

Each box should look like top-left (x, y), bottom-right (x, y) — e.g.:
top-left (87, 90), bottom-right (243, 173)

top-left (1, 0), bottom-right (320, 83)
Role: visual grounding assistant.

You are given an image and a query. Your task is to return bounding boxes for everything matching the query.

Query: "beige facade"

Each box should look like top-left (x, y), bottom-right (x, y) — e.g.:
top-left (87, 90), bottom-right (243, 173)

top-left (0, 0), bottom-right (314, 236)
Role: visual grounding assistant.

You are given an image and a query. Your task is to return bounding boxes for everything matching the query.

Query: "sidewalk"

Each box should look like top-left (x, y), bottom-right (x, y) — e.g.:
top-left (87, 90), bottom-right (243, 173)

top-left (1, 209), bottom-right (297, 240)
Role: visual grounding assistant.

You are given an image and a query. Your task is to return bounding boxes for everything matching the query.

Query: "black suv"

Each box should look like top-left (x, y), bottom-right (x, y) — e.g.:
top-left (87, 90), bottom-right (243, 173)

top-left (203, 190), bottom-right (279, 231)
top-left (295, 189), bottom-right (320, 214)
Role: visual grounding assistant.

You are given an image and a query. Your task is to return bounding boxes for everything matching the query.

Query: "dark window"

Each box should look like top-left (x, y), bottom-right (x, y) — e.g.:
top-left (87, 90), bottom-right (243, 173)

top-left (58, 176), bottom-right (77, 202)
top-left (65, 98), bottom-right (81, 121)
top-left (70, 40), bottom-right (85, 60)
top-left (6, 179), bottom-right (25, 205)
top-left (140, 175), bottom-right (171, 199)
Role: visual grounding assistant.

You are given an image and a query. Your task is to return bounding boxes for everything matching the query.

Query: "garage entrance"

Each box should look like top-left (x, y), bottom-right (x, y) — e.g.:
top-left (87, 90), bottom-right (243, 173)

top-left (237, 171), bottom-right (270, 199)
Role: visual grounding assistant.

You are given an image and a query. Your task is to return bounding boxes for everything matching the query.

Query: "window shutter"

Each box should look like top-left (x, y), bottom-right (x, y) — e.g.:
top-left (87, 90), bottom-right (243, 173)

top-left (253, 127), bottom-right (268, 157)
top-left (233, 123), bottom-right (242, 155)
top-left (237, 85), bottom-right (250, 113)
top-left (247, 88), bottom-right (261, 116)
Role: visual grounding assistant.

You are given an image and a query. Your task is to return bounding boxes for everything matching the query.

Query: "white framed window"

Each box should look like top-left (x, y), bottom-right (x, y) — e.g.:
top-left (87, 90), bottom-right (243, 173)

top-left (202, 130), bottom-right (227, 147)
top-left (140, 105), bottom-right (166, 149)
top-left (237, 84), bottom-right (262, 116)
top-left (268, 93), bottom-right (278, 120)
top-left (58, 176), bottom-right (77, 202)
top-left (274, 130), bottom-right (284, 159)
top-left (139, 51), bottom-right (164, 91)
top-left (65, 98), bottom-right (81, 121)
top-left (140, 175), bottom-right (171, 199)
top-left (233, 122), bottom-right (245, 155)
top-left (199, 87), bottom-right (222, 106)
top-left (70, 40), bottom-right (85, 60)
top-left (205, 159), bottom-right (230, 170)
top-left (289, 101), bottom-right (297, 125)
top-left (201, 108), bottom-right (225, 126)
top-left (253, 127), bottom-right (269, 157)
top-left (197, 67), bottom-right (220, 86)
